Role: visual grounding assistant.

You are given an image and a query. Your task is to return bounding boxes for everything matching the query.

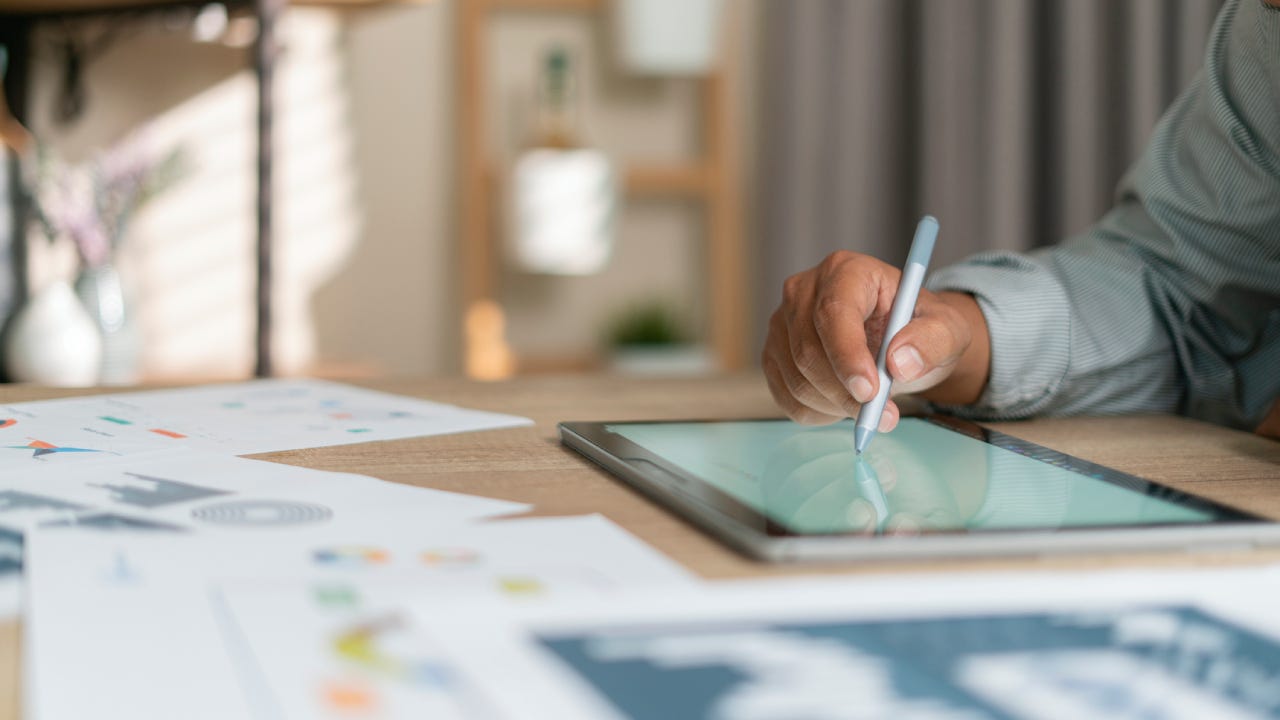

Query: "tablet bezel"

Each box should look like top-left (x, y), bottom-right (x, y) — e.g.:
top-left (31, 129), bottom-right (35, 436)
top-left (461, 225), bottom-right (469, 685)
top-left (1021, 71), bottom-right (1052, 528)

top-left (559, 416), bottom-right (1280, 562)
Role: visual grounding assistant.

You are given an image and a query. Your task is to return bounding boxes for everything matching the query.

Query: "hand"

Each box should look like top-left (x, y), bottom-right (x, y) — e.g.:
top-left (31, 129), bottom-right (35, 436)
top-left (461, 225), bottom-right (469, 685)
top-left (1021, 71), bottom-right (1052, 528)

top-left (762, 251), bottom-right (991, 429)
top-left (1257, 398), bottom-right (1280, 441)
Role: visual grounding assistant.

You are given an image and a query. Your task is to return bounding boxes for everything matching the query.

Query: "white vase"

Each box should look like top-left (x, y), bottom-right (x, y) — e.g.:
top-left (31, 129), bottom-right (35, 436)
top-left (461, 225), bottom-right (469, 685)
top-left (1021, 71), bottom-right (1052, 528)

top-left (4, 281), bottom-right (103, 387)
top-left (509, 148), bottom-right (617, 275)
top-left (614, 0), bottom-right (724, 76)
top-left (75, 264), bottom-right (140, 386)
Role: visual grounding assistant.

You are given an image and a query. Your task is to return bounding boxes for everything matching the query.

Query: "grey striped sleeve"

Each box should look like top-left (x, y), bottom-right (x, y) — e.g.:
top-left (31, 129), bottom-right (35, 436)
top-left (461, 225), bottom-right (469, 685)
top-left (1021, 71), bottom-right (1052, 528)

top-left (927, 0), bottom-right (1280, 430)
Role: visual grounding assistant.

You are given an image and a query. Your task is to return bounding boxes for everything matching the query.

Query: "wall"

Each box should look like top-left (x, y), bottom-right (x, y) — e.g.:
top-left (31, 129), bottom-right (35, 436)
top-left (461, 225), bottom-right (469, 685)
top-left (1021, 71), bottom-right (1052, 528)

top-left (24, 10), bottom-right (359, 380)
top-left (17, 0), bottom-right (758, 379)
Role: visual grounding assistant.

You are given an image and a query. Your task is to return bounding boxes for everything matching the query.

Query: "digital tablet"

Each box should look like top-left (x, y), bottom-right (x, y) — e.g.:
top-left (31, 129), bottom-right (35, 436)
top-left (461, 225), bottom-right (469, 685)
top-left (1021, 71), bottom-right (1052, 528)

top-left (559, 416), bottom-right (1280, 562)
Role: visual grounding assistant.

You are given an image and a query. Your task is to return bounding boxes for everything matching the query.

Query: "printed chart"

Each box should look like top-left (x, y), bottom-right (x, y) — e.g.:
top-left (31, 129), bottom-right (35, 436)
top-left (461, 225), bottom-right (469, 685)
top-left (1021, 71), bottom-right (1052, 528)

top-left (1, 379), bottom-right (531, 465)
top-left (541, 607), bottom-right (1280, 720)
top-left (410, 568), bottom-right (1280, 720)
top-left (26, 516), bottom-right (690, 720)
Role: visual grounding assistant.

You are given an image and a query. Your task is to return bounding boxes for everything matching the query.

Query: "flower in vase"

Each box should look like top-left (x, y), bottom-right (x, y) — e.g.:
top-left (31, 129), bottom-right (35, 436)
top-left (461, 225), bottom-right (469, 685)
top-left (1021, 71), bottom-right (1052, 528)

top-left (27, 129), bottom-right (186, 269)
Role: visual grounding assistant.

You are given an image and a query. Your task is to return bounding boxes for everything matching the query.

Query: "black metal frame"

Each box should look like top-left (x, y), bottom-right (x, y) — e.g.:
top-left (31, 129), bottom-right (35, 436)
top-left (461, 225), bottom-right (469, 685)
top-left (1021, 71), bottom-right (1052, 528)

top-left (0, 0), bottom-right (277, 378)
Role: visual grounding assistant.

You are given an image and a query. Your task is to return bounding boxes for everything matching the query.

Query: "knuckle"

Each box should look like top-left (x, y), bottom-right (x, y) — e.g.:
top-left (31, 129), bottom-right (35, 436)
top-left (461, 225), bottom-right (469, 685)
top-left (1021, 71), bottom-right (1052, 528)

top-left (812, 294), bottom-right (846, 332)
top-left (819, 250), bottom-right (854, 273)
top-left (781, 274), bottom-right (805, 302)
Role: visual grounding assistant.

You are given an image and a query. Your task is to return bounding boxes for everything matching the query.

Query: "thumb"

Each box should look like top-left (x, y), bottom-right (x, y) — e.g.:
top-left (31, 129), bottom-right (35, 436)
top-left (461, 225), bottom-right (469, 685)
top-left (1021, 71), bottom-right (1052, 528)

top-left (884, 294), bottom-right (970, 395)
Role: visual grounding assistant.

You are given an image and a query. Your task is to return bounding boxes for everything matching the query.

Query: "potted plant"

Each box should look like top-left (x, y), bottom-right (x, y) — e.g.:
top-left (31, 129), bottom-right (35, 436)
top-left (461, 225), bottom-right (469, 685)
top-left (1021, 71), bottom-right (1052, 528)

top-left (604, 299), bottom-right (713, 376)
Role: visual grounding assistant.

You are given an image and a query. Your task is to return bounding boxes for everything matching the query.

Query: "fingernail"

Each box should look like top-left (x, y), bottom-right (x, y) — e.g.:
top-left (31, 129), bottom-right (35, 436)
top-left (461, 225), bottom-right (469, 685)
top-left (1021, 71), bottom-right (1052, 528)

top-left (892, 346), bottom-right (924, 381)
top-left (847, 376), bottom-right (874, 404)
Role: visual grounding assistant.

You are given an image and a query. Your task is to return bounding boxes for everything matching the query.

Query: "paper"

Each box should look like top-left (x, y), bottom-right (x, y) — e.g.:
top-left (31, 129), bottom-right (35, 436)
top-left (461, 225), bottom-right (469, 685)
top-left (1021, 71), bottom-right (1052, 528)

top-left (0, 448), bottom-right (525, 535)
top-left (0, 449), bottom-right (527, 621)
top-left (0, 377), bottom-right (532, 621)
top-left (3, 378), bottom-right (532, 460)
top-left (25, 515), bottom-right (694, 720)
top-left (409, 567), bottom-right (1280, 720)
top-left (0, 528), bottom-right (20, 618)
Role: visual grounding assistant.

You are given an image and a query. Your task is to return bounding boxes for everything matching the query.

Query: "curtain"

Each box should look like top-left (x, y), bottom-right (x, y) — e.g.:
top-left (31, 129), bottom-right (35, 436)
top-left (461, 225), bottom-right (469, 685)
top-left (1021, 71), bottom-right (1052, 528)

top-left (753, 0), bottom-right (1222, 351)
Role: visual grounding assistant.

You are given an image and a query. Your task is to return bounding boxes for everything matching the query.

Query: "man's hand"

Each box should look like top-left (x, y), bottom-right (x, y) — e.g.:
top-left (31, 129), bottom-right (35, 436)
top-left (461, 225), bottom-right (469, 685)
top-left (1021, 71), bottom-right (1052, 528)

top-left (1257, 398), bottom-right (1280, 441)
top-left (762, 251), bottom-right (991, 429)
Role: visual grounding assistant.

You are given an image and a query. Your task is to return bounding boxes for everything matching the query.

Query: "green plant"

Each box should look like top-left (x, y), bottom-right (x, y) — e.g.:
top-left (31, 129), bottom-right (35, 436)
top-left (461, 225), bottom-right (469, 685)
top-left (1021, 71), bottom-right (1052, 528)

top-left (605, 300), bottom-right (688, 348)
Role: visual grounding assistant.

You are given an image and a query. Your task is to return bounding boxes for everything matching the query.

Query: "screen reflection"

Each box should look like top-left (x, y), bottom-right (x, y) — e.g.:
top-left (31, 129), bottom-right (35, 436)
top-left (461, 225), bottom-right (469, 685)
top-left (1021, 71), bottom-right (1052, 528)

top-left (608, 419), bottom-right (1213, 536)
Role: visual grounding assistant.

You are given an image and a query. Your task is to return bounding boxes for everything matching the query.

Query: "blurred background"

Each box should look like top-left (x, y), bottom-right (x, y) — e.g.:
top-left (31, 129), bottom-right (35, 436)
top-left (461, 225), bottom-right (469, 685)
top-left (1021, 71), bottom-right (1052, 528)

top-left (0, 0), bottom-right (1222, 386)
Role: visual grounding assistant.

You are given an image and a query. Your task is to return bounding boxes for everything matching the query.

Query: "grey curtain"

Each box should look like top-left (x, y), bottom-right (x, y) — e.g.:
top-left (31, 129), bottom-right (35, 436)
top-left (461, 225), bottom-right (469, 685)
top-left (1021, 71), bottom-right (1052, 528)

top-left (754, 0), bottom-right (1222, 351)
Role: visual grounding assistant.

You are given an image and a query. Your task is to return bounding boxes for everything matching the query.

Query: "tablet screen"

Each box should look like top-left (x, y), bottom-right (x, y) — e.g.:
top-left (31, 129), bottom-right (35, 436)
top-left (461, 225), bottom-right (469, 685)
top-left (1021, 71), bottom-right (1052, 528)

top-left (604, 418), bottom-right (1234, 536)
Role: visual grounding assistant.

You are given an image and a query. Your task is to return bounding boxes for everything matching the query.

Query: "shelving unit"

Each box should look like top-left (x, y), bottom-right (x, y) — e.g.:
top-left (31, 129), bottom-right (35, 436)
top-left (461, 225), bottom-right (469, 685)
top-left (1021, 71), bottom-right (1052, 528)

top-left (457, 0), bottom-right (747, 378)
top-left (0, 0), bottom-right (399, 379)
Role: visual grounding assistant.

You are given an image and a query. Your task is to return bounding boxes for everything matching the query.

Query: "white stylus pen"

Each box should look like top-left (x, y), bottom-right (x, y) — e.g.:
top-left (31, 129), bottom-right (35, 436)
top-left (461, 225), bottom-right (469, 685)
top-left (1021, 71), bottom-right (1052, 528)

top-left (854, 215), bottom-right (938, 455)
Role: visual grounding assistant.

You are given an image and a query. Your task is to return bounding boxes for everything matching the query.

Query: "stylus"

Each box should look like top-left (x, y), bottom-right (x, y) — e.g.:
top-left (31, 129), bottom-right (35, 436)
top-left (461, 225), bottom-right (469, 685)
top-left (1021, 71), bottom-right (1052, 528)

top-left (854, 215), bottom-right (939, 455)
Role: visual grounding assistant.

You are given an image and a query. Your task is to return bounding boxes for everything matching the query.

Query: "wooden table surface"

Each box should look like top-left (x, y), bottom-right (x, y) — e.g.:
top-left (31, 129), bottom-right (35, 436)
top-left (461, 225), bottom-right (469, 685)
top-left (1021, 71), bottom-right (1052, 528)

top-left (3, 373), bottom-right (1280, 718)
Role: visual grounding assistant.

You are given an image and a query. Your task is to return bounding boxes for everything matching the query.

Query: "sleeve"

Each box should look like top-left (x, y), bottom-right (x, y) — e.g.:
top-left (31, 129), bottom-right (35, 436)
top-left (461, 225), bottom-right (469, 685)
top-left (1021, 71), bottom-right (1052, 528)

top-left (926, 0), bottom-right (1280, 430)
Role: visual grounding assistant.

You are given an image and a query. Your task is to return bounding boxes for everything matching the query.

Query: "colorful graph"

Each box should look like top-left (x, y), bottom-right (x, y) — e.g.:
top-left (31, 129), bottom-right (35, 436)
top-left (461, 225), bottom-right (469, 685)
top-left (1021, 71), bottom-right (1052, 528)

top-left (332, 615), bottom-right (453, 687)
top-left (314, 546), bottom-right (391, 568)
top-left (148, 428), bottom-right (187, 439)
top-left (496, 576), bottom-right (544, 597)
top-left (0, 419), bottom-right (16, 429)
top-left (419, 548), bottom-right (481, 568)
top-left (314, 584), bottom-right (361, 609)
top-left (319, 678), bottom-right (379, 715)
top-left (7, 440), bottom-right (105, 459)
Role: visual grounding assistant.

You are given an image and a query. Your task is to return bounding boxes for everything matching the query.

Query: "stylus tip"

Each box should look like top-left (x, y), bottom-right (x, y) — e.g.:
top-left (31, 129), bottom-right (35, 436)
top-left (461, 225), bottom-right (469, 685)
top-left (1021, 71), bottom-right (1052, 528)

top-left (854, 426), bottom-right (873, 455)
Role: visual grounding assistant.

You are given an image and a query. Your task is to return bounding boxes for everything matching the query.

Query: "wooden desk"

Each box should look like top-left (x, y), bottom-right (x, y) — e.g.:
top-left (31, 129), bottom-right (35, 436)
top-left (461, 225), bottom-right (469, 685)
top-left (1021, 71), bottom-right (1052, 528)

top-left (2, 373), bottom-right (1279, 718)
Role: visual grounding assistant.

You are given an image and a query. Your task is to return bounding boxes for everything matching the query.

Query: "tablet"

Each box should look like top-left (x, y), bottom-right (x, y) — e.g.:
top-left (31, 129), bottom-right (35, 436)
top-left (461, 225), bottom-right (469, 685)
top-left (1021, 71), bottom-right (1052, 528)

top-left (559, 416), bottom-right (1280, 562)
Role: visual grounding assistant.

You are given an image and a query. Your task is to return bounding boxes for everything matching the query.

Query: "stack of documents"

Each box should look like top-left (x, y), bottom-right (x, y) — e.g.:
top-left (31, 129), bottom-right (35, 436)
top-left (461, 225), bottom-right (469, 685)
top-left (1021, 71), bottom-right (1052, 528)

top-left (9, 379), bottom-right (700, 720)
top-left (0, 379), bottom-right (536, 616)
top-left (14, 380), bottom-right (1280, 720)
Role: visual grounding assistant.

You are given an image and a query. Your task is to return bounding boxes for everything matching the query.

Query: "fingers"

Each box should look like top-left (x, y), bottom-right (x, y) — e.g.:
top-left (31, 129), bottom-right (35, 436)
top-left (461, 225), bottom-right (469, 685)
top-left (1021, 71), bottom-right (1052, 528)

top-left (780, 263), bottom-right (867, 416)
top-left (878, 400), bottom-right (900, 433)
top-left (763, 252), bottom-right (932, 430)
top-left (762, 345), bottom-right (843, 425)
top-left (811, 254), bottom-right (890, 403)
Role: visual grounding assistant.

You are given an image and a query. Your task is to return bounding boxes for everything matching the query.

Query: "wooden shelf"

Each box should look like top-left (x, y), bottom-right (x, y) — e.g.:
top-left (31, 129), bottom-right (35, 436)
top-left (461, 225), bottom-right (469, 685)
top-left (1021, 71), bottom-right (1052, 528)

top-left (487, 0), bottom-right (599, 11)
top-left (0, 0), bottom-right (422, 15)
top-left (458, 0), bottom-right (747, 379)
top-left (625, 164), bottom-right (710, 196)
top-left (486, 162), bottom-right (711, 197)
top-left (0, 0), bottom-right (190, 15)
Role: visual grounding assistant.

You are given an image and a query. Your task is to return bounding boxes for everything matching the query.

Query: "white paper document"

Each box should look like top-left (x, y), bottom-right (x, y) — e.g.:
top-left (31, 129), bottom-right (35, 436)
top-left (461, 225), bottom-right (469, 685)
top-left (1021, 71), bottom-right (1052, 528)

top-left (407, 566), bottom-right (1280, 720)
top-left (0, 528), bottom-right (20, 618)
top-left (0, 448), bottom-right (526, 535)
top-left (2, 378), bottom-right (532, 460)
top-left (0, 449), bottom-right (527, 621)
top-left (25, 515), bottom-right (694, 720)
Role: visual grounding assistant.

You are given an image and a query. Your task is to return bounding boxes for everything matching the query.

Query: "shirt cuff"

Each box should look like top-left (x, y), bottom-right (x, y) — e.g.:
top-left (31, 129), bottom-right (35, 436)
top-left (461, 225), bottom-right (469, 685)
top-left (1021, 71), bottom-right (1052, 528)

top-left (926, 252), bottom-right (1073, 419)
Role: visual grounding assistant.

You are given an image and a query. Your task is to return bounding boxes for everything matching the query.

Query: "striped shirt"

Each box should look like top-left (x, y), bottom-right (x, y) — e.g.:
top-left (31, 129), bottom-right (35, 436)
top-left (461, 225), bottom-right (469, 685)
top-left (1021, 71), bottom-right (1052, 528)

top-left (928, 0), bottom-right (1280, 431)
